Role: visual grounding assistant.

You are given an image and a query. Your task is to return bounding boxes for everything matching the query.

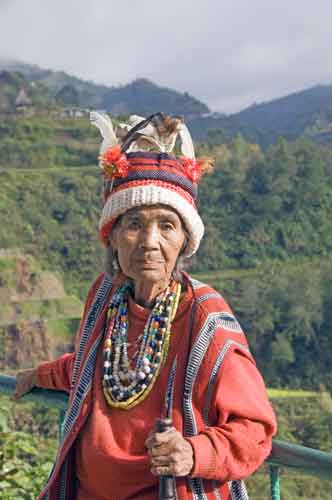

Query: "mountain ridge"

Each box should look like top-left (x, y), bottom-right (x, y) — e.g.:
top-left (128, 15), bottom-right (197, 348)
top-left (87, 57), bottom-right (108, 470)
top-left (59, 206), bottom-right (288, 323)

top-left (0, 58), bottom-right (209, 118)
top-left (1, 58), bottom-right (332, 146)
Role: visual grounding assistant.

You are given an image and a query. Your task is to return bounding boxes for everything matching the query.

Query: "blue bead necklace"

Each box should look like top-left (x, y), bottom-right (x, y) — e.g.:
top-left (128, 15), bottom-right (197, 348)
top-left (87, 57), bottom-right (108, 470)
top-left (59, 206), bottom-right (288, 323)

top-left (102, 280), bottom-right (181, 409)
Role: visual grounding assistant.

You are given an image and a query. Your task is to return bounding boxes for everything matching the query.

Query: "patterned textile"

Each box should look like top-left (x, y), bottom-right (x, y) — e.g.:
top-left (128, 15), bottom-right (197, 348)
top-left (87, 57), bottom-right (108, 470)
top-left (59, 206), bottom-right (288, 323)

top-left (37, 273), bottom-right (276, 500)
top-left (91, 112), bottom-right (210, 257)
top-left (99, 152), bottom-right (205, 257)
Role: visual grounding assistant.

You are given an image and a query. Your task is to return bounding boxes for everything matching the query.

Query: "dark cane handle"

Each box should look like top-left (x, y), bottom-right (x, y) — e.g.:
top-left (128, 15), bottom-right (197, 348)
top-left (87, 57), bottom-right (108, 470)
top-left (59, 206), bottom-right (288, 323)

top-left (156, 418), bottom-right (176, 500)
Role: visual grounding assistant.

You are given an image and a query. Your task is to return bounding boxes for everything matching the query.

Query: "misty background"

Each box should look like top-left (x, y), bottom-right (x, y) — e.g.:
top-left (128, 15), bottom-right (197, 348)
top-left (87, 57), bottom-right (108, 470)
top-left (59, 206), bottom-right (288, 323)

top-left (1, 0), bottom-right (332, 113)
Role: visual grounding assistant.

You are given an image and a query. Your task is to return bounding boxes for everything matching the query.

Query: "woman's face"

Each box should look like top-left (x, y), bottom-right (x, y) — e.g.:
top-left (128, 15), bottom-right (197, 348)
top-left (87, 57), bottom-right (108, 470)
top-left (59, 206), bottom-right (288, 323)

top-left (110, 205), bottom-right (187, 286)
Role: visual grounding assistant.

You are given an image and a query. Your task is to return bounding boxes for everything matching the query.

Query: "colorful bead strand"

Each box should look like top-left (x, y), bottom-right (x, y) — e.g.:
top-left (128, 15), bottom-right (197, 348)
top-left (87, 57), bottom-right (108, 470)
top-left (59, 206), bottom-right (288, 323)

top-left (102, 280), bottom-right (181, 409)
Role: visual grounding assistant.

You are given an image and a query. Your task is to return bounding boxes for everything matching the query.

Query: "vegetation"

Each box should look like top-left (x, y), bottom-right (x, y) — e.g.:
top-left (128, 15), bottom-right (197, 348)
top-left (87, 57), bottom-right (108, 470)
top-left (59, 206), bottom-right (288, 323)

top-left (3, 63), bottom-right (332, 147)
top-left (0, 252), bottom-right (82, 373)
top-left (101, 78), bottom-right (209, 118)
top-left (247, 391), bottom-right (332, 499)
top-left (0, 114), bottom-right (99, 168)
top-left (1, 391), bottom-right (331, 499)
top-left (0, 78), bottom-right (332, 496)
top-left (0, 165), bottom-right (103, 297)
top-left (0, 71), bottom-right (50, 112)
top-left (1, 112), bottom-right (332, 388)
top-left (234, 84), bottom-right (332, 142)
top-left (0, 398), bottom-right (57, 499)
top-left (195, 136), bottom-right (332, 269)
top-left (188, 85), bottom-right (332, 146)
top-left (0, 65), bottom-right (208, 119)
top-left (200, 260), bottom-right (332, 389)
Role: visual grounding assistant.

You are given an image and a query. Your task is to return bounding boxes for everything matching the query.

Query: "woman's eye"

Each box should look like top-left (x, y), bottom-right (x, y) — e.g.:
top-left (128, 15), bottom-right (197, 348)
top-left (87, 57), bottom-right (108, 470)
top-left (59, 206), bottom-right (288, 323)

top-left (161, 222), bottom-right (174, 231)
top-left (127, 221), bottom-right (140, 230)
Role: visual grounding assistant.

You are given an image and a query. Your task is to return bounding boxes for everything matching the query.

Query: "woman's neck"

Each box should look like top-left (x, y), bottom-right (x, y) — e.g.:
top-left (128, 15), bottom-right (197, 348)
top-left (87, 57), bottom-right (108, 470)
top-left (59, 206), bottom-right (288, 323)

top-left (133, 279), bottom-right (170, 308)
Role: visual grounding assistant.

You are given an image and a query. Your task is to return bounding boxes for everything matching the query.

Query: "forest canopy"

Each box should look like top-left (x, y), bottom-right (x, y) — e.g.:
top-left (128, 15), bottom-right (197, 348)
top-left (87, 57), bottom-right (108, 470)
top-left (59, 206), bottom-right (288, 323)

top-left (1, 114), bottom-right (332, 389)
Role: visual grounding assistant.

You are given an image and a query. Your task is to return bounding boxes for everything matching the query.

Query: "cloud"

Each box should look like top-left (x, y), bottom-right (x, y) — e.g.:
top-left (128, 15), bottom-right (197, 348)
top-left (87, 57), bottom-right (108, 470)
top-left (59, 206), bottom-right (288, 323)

top-left (1, 0), bottom-right (332, 113)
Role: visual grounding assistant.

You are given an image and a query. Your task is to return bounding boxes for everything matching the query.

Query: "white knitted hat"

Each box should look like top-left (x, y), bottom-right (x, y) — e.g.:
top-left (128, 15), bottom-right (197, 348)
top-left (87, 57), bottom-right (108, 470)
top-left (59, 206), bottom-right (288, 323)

top-left (91, 112), bottom-right (213, 257)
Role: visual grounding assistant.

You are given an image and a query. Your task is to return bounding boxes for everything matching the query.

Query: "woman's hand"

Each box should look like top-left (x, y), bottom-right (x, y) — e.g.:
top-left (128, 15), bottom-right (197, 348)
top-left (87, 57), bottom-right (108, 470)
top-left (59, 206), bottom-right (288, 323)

top-left (12, 368), bottom-right (38, 401)
top-left (145, 426), bottom-right (194, 477)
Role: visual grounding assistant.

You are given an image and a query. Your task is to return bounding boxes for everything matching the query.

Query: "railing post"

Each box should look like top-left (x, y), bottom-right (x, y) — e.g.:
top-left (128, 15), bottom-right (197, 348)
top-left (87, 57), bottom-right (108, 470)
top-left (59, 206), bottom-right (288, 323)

top-left (270, 465), bottom-right (281, 500)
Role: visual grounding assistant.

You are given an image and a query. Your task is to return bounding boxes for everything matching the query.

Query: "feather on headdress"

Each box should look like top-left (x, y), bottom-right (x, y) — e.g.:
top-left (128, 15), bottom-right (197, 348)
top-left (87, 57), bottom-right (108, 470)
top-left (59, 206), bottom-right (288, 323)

top-left (90, 111), bottom-right (197, 159)
top-left (91, 111), bottom-right (214, 257)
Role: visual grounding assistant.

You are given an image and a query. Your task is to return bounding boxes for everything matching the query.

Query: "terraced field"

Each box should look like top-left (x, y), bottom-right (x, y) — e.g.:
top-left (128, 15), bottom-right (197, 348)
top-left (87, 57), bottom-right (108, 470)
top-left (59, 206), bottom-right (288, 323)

top-left (0, 250), bottom-right (82, 372)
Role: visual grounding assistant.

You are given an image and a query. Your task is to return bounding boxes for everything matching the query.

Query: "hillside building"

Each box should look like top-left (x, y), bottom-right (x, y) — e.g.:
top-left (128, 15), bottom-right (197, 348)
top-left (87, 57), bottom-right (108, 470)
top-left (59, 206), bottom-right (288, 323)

top-left (15, 88), bottom-right (32, 112)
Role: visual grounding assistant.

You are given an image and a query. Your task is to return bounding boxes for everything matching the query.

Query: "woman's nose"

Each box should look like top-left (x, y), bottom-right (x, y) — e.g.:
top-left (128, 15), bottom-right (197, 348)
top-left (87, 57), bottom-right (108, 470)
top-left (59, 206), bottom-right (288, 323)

top-left (139, 224), bottom-right (160, 249)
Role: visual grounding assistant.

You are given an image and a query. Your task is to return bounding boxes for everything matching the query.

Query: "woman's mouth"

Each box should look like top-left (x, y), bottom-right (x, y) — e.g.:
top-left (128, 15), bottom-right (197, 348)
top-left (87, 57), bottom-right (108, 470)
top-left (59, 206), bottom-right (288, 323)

top-left (136, 259), bottom-right (164, 268)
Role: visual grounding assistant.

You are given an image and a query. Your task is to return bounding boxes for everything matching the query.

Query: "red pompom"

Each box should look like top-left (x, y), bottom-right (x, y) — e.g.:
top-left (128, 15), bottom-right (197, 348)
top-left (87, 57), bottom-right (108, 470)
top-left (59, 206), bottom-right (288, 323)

top-left (99, 146), bottom-right (129, 179)
top-left (180, 157), bottom-right (203, 183)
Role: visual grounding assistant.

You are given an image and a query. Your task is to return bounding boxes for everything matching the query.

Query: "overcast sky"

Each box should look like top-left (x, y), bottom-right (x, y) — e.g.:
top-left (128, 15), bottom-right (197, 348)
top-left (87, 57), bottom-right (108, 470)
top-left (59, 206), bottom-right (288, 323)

top-left (1, 0), bottom-right (332, 113)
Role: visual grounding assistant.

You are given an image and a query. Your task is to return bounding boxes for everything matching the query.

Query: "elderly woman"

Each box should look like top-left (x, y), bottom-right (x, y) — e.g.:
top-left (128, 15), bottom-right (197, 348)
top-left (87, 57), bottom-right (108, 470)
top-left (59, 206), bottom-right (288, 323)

top-left (14, 112), bottom-right (277, 500)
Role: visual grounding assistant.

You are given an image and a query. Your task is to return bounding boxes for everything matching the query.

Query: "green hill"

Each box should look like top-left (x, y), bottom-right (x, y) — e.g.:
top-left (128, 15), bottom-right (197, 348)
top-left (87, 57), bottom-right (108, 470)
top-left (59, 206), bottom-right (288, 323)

top-left (234, 84), bottom-right (332, 138)
top-left (1, 115), bottom-right (332, 387)
top-left (0, 71), bottom-right (51, 112)
top-left (2, 59), bottom-right (332, 148)
top-left (0, 60), bottom-right (209, 118)
top-left (1, 60), bottom-right (332, 498)
top-left (0, 251), bottom-right (82, 372)
top-left (189, 85), bottom-right (332, 147)
top-left (0, 113), bottom-right (99, 169)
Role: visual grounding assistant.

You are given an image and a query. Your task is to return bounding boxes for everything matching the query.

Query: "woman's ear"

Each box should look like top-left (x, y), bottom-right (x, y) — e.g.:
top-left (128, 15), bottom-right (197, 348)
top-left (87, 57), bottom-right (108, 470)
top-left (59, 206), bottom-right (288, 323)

top-left (109, 218), bottom-right (121, 250)
top-left (180, 231), bottom-right (189, 254)
top-left (109, 230), bottom-right (118, 250)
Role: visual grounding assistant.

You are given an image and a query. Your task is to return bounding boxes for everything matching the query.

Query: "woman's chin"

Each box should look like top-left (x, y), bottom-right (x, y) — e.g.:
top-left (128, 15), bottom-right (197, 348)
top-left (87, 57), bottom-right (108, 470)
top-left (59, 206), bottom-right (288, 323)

top-left (133, 267), bottom-right (167, 283)
top-left (139, 269), bottom-right (163, 280)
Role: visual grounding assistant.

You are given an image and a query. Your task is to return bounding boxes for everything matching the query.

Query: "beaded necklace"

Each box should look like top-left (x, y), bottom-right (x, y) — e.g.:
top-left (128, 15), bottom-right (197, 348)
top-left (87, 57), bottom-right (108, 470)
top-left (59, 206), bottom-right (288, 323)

top-left (102, 280), bottom-right (182, 409)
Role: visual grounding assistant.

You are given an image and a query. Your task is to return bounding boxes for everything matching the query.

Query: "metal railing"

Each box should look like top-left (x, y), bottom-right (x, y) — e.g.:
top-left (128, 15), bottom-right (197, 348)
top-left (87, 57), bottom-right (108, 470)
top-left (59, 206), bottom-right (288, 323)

top-left (1, 374), bottom-right (332, 500)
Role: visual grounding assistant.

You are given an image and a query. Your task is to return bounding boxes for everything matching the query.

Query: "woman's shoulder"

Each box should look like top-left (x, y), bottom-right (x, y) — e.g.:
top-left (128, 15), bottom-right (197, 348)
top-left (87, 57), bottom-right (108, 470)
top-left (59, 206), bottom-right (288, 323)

top-left (185, 273), bottom-right (249, 351)
top-left (185, 274), bottom-right (231, 314)
top-left (81, 272), bottom-right (114, 313)
top-left (86, 272), bottom-right (110, 296)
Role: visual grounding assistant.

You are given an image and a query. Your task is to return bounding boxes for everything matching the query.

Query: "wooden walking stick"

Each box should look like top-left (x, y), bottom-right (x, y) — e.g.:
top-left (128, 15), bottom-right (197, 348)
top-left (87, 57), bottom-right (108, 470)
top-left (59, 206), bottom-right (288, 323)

top-left (156, 418), bottom-right (176, 500)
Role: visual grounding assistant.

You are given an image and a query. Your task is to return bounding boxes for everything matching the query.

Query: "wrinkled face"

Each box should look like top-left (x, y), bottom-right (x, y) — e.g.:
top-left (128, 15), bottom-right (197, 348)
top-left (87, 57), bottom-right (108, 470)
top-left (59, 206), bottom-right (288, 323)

top-left (110, 205), bottom-right (187, 285)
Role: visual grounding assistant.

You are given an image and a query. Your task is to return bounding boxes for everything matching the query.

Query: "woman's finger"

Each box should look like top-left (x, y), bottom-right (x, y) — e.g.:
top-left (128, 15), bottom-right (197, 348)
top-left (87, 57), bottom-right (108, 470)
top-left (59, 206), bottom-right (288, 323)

top-left (150, 442), bottom-right (172, 457)
top-left (150, 453), bottom-right (170, 466)
top-left (11, 369), bottom-right (37, 401)
top-left (150, 464), bottom-right (173, 476)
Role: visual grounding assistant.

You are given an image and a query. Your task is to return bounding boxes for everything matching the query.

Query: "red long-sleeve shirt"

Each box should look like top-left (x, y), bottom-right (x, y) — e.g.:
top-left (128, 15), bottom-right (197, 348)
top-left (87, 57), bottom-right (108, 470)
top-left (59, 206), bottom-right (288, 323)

top-left (37, 274), bottom-right (277, 500)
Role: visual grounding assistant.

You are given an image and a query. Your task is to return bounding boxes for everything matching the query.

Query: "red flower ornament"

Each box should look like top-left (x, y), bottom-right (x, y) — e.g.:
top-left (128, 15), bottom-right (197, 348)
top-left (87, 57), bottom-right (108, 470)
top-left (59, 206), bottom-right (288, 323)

top-left (99, 146), bottom-right (129, 180)
top-left (180, 157), bottom-right (203, 183)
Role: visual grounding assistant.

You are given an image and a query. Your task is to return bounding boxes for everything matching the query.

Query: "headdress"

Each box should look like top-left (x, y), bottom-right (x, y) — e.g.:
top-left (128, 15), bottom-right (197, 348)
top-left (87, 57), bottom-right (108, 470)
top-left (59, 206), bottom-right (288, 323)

top-left (91, 111), bottom-right (213, 257)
